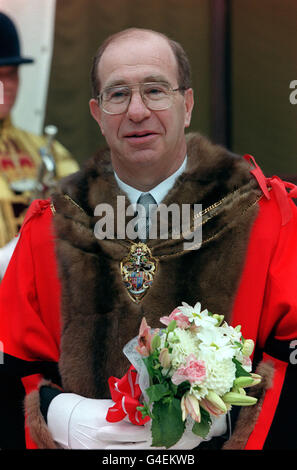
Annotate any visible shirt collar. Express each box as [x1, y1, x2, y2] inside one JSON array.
[[114, 155, 187, 205]]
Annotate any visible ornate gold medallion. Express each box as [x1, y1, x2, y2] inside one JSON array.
[[120, 242, 157, 303]]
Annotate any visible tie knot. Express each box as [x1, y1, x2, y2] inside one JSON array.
[[137, 192, 157, 210], [137, 193, 157, 220]]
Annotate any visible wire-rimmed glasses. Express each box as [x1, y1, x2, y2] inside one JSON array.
[[97, 81, 186, 115]]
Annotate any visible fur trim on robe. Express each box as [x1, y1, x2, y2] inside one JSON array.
[[26, 132, 269, 449]]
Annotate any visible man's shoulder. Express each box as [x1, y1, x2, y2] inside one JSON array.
[[255, 175, 297, 234]]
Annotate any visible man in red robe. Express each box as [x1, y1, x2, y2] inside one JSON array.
[[0, 27, 297, 451]]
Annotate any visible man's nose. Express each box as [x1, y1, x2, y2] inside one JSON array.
[[126, 90, 151, 121]]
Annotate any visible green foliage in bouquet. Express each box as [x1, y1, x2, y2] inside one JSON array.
[[135, 303, 262, 448]]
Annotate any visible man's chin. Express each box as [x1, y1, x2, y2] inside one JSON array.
[[124, 148, 162, 166]]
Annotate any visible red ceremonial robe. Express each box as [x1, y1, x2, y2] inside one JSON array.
[[0, 158, 297, 449]]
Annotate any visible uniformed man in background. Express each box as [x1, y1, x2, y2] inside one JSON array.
[[0, 12, 79, 278]]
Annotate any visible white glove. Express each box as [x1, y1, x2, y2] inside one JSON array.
[[47, 393, 227, 449], [97, 413, 227, 450], [47, 394, 115, 449]]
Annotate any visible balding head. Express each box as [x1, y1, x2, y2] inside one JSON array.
[[90, 28, 191, 98]]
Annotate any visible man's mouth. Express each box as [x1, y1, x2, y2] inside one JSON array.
[[124, 131, 157, 138]]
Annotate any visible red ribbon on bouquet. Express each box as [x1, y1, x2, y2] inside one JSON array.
[[106, 365, 150, 426]]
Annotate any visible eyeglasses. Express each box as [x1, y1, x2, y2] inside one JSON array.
[[97, 81, 186, 115]]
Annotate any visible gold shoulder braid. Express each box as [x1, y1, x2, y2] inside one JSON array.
[[63, 194, 87, 214], [50, 194, 87, 216], [162, 183, 267, 256]]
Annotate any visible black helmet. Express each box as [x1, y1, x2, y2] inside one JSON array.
[[0, 12, 34, 66]]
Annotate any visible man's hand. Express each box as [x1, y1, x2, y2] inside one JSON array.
[[47, 393, 226, 449]]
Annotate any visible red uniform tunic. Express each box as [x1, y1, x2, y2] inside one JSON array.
[[0, 162, 297, 449]]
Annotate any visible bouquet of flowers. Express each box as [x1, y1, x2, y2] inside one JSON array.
[[107, 301, 261, 448]]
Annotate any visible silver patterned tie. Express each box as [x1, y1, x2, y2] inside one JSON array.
[[136, 192, 157, 241]]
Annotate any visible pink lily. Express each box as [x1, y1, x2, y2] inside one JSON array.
[[181, 393, 201, 422], [135, 317, 159, 357], [200, 391, 227, 416]]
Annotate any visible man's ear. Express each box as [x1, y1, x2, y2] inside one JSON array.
[[184, 88, 194, 128], [89, 98, 105, 136]]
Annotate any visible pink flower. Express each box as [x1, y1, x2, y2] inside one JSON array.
[[160, 308, 191, 329], [135, 317, 158, 357], [171, 354, 206, 386]]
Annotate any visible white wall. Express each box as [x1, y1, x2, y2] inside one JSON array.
[[0, 0, 56, 135]]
